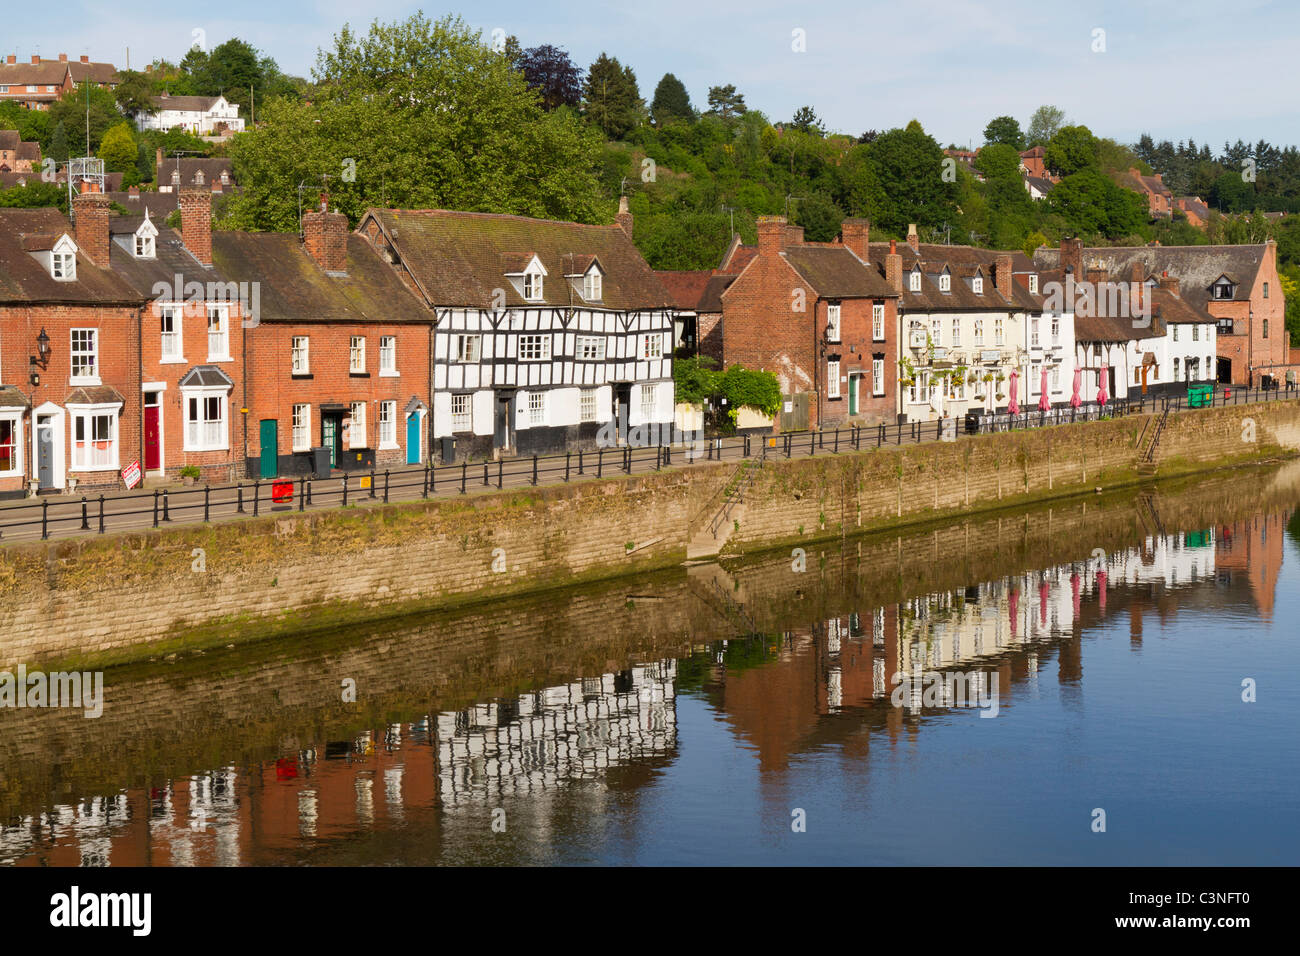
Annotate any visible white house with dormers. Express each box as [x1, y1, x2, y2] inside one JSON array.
[[872, 242, 1053, 421], [356, 202, 678, 460], [135, 93, 245, 135]]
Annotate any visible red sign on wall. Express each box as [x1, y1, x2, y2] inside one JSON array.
[[121, 460, 142, 489]]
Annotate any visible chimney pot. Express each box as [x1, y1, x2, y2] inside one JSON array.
[[615, 195, 633, 239], [31, 55, 40, 64], [179, 184, 213, 266], [757, 215, 787, 256], [79, 55, 89, 63], [58, 53, 67, 62]]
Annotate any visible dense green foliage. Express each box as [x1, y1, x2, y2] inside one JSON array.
[[673, 357, 781, 419]]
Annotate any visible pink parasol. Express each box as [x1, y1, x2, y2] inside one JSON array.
[[1039, 365, 1051, 411], [1097, 570, 1108, 612], [1009, 586, 1019, 638], [1008, 369, 1020, 416], [1097, 364, 1109, 406], [1040, 579, 1049, 626], [1070, 368, 1082, 408]]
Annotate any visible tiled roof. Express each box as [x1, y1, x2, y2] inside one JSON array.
[[867, 241, 1043, 312], [780, 245, 896, 298], [366, 208, 674, 311], [158, 157, 235, 188], [66, 385, 126, 405], [654, 270, 713, 310], [108, 227, 214, 296], [0, 208, 144, 305], [1033, 244, 1269, 309], [149, 94, 225, 112], [209, 231, 428, 324], [0, 385, 31, 408], [178, 365, 234, 388], [0, 58, 117, 88]]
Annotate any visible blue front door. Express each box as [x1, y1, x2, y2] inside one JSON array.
[[406, 414, 421, 465]]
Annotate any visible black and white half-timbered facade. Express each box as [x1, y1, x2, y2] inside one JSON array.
[[358, 206, 677, 459]]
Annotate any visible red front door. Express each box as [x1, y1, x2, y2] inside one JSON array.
[[144, 401, 161, 471]]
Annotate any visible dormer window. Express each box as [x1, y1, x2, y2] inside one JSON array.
[[524, 271, 543, 300], [583, 268, 602, 301], [909, 269, 921, 292], [939, 273, 951, 292], [973, 275, 983, 294], [1028, 274, 1039, 294], [1212, 279, 1234, 300], [51, 234, 77, 281], [133, 213, 158, 259]]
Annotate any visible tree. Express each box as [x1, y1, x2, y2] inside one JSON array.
[[860, 119, 959, 235], [1048, 169, 1146, 239], [112, 69, 158, 116], [789, 106, 824, 136], [516, 45, 583, 111], [1044, 125, 1099, 177], [97, 122, 138, 174], [48, 85, 122, 155], [650, 73, 693, 126], [705, 84, 746, 120], [1026, 105, 1066, 147], [226, 13, 606, 231], [1209, 171, 1255, 213], [582, 54, 643, 140], [49, 121, 70, 163], [791, 193, 842, 241], [983, 115, 1025, 150]]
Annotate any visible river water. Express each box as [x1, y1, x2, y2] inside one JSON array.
[[2, 461, 1298, 866]]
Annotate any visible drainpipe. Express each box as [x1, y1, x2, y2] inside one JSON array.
[[812, 298, 820, 430], [136, 304, 143, 483], [241, 308, 248, 478]]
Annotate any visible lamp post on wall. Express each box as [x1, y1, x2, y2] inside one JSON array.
[[28, 326, 50, 386]]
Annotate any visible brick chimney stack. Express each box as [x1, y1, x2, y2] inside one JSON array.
[[885, 238, 903, 292], [1060, 237, 1082, 278], [757, 216, 788, 257], [840, 218, 869, 261], [6, 55, 15, 65], [906, 223, 919, 252], [179, 180, 213, 266], [58, 53, 67, 62], [615, 195, 633, 239], [1159, 270, 1178, 293], [79, 55, 89, 63], [995, 254, 1013, 297], [302, 196, 349, 274], [72, 181, 110, 266], [30, 55, 40, 64]]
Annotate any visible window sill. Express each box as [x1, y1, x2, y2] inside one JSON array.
[[207, 355, 233, 363], [184, 446, 229, 453], [69, 377, 102, 387], [349, 372, 371, 378], [379, 370, 400, 378], [291, 373, 314, 380], [378, 442, 399, 451], [70, 464, 120, 473], [159, 357, 188, 365]]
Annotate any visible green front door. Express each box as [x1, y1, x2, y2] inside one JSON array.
[[322, 417, 338, 467], [848, 374, 858, 415], [259, 420, 278, 478]]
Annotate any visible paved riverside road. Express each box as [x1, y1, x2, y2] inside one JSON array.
[[2, 388, 1293, 544]]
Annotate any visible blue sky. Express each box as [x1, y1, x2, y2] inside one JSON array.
[[10, 0, 1297, 148]]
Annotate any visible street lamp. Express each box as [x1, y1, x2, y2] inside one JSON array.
[[29, 327, 50, 386]]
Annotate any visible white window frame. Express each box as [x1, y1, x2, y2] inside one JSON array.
[[909, 270, 921, 292], [0, 411, 23, 478], [378, 401, 397, 449], [1029, 274, 1039, 294], [827, 360, 841, 399], [292, 404, 311, 452], [1051, 317, 1060, 344], [69, 404, 119, 471], [207, 305, 231, 361], [973, 276, 984, 294], [583, 270, 602, 301], [350, 336, 366, 374], [951, 318, 961, 347], [1030, 318, 1040, 348], [939, 273, 951, 292], [519, 334, 550, 361], [379, 335, 398, 376], [349, 401, 367, 448], [527, 391, 546, 426], [159, 304, 185, 363], [973, 319, 984, 345], [580, 388, 598, 422], [872, 358, 884, 396], [523, 271, 543, 301], [994, 318, 1004, 346], [641, 333, 664, 360], [639, 384, 657, 422], [183, 388, 229, 452], [52, 237, 76, 281], [872, 303, 885, 341], [134, 233, 154, 258], [70, 328, 99, 384], [454, 334, 482, 363], [292, 336, 310, 375], [450, 394, 471, 432], [827, 304, 841, 343], [577, 335, 605, 361]]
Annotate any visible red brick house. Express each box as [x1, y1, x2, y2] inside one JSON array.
[[655, 268, 736, 365], [1174, 196, 1210, 229], [0, 54, 118, 110], [1123, 167, 1174, 218], [0, 194, 145, 498], [108, 185, 249, 483], [211, 202, 432, 477], [720, 217, 900, 430]]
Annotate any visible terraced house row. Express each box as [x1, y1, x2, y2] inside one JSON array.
[[662, 216, 1290, 430], [0, 185, 676, 498]]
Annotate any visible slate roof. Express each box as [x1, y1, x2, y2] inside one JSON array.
[[780, 245, 897, 298], [1025, 175, 1055, 195], [149, 94, 227, 112], [209, 231, 428, 324], [108, 226, 214, 297], [1033, 244, 1269, 309], [105, 190, 179, 218], [0, 208, 144, 305], [365, 208, 674, 311], [157, 157, 235, 188]]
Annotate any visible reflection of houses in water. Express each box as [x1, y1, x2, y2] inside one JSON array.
[[1216, 515, 1285, 618], [437, 661, 677, 806], [1106, 530, 1216, 588], [0, 794, 131, 867]]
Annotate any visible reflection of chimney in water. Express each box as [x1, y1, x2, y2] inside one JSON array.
[[1129, 604, 1143, 647]]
